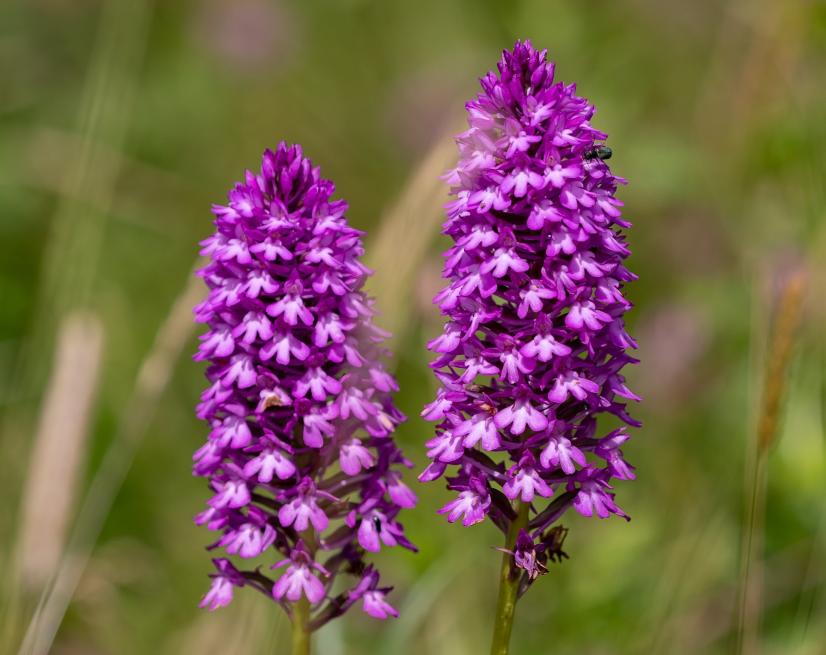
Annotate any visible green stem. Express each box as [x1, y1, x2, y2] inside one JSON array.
[[292, 596, 311, 655], [490, 501, 530, 655]]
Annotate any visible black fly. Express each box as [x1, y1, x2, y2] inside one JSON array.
[[373, 516, 383, 533], [583, 145, 612, 161]]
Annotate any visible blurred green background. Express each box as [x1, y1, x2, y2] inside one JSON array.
[[2, 1, 826, 654]]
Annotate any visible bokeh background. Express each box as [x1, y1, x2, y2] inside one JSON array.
[[2, 1, 826, 654]]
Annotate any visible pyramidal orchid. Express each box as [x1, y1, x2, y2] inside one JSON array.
[[193, 142, 415, 654], [420, 41, 640, 654]]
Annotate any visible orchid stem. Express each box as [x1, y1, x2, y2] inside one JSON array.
[[490, 501, 530, 655], [292, 597, 311, 655]]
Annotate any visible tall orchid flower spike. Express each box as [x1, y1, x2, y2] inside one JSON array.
[[193, 142, 416, 654], [421, 41, 640, 655]]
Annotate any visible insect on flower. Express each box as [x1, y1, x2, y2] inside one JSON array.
[[583, 145, 613, 161]]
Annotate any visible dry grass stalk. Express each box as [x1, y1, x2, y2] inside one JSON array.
[[18, 273, 204, 655], [756, 271, 806, 453], [737, 269, 806, 655], [15, 312, 105, 591], [1, 7, 152, 644]]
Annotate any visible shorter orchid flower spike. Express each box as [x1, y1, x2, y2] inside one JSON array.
[[193, 143, 416, 633]]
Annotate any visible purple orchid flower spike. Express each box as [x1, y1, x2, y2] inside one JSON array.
[[420, 41, 640, 654], [193, 142, 415, 653]]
